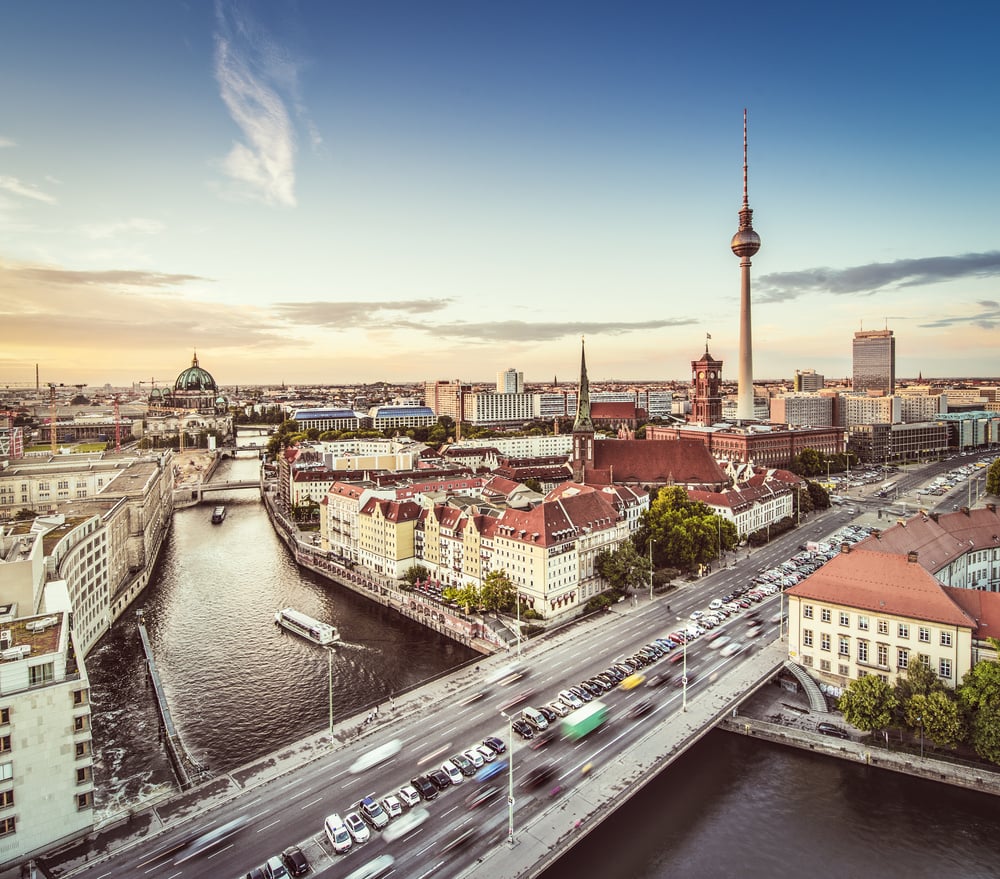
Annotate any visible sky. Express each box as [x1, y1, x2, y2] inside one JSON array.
[[2, 0, 999, 389]]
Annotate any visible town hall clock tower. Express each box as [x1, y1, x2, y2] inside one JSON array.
[[690, 338, 723, 426]]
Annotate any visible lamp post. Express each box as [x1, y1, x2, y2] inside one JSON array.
[[500, 711, 515, 846], [327, 647, 335, 736], [516, 594, 522, 657], [918, 715, 924, 759]]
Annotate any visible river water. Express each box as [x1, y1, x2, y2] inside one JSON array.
[[85, 448, 1000, 874]]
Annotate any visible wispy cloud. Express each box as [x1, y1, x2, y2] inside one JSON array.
[[79, 218, 165, 240], [919, 300, 1000, 331], [274, 299, 453, 326], [5, 265, 205, 289], [0, 175, 56, 204], [757, 251, 1000, 303], [213, 2, 299, 207], [402, 318, 696, 343], [0, 137, 14, 148]]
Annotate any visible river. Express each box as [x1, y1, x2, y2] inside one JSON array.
[[85, 447, 1000, 875]]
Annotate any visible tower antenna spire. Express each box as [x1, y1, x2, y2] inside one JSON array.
[[742, 107, 749, 208]]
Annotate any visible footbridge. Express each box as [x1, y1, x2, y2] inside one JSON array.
[[196, 478, 260, 499]]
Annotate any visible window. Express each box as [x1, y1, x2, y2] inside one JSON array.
[[918, 626, 930, 643], [858, 615, 869, 631], [803, 604, 813, 619], [73, 715, 89, 732], [0, 709, 8, 725], [0, 790, 12, 809], [76, 766, 91, 785], [858, 640, 869, 663], [839, 611, 850, 627], [839, 636, 850, 656], [898, 623, 909, 639], [0, 737, 9, 755], [919, 653, 931, 668], [820, 659, 831, 672], [821, 633, 831, 652], [0, 817, 14, 836], [940, 631, 953, 647], [0, 763, 11, 782], [28, 663, 54, 687], [939, 658, 952, 679], [821, 608, 832, 623], [877, 619, 889, 635], [838, 664, 850, 676], [73, 689, 88, 706], [803, 629, 813, 647], [802, 654, 813, 667], [77, 791, 92, 810], [75, 741, 91, 759], [898, 649, 909, 670], [877, 644, 889, 667]]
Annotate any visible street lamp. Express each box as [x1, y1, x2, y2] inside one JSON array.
[[499, 711, 515, 846], [648, 538, 655, 601], [677, 613, 688, 713], [918, 715, 924, 759], [516, 594, 522, 657], [327, 647, 335, 736]]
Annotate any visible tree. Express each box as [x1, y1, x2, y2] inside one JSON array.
[[646, 486, 735, 573], [523, 477, 543, 493], [481, 569, 516, 614], [957, 637, 1000, 763], [904, 691, 964, 750], [806, 480, 830, 510], [838, 674, 898, 733], [442, 583, 481, 613], [595, 542, 651, 595], [987, 459, 1000, 496], [402, 564, 429, 586]]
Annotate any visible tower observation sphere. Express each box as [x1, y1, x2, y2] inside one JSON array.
[[731, 225, 761, 259]]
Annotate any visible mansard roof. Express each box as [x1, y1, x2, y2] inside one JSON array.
[[492, 483, 620, 547]]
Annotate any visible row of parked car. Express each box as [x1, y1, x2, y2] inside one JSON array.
[[323, 736, 509, 856]]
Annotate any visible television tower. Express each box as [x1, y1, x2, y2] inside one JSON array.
[[731, 108, 761, 421]]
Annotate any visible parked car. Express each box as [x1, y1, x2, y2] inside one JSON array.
[[558, 689, 583, 710], [344, 811, 371, 843], [440, 761, 464, 785], [264, 856, 290, 879], [397, 785, 421, 808], [409, 775, 438, 801], [246, 869, 267, 879], [463, 748, 485, 768], [381, 794, 403, 819], [281, 845, 310, 877], [428, 768, 453, 790], [325, 813, 353, 854], [483, 736, 507, 755], [359, 795, 389, 829], [547, 700, 570, 717], [475, 744, 497, 763], [449, 753, 476, 776], [511, 718, 535, 740], [817, 722, 851, 740]]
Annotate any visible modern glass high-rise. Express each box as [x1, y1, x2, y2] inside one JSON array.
[[852, 329, 895, 395]]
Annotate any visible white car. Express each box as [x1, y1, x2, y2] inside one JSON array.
[[709, 635, 730, 650], [397, 785, 420, 809], [463, 748, 485, 769], [720, 641, 743, 657], [345, 811, 370, 843], [441, 760, 464, 785], [382, 807, 429, 844], [325, 813, 353, 853], [689, 610, 703, 620], [709, 598, 723, 610], [475, 745, 497, 763], [559, 689, 583, 710], [381, 795, 403, 819], [547, 700, 570, 718]]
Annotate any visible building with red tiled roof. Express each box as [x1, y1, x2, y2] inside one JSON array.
[[357, 498, 422, 577], [687, 479, 793, 541], [786, 547, 976, 690], [855, 503, 1000, 592], [591, 400, 639, 429]]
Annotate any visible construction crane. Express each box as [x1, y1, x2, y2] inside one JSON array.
[[0, 410, 21, 458], [48, 382, 65, 454]]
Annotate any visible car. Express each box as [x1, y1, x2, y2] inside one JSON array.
[[483, 736, 507, 755], [440, 760, 464, 785], [475, 759, 508, 784], [409, 774, 438, 801], [519, 763, 557, 791], [465, 784, 502, 809], [558, 688, 583, 709], [264, 856, 290, 879], [247, 869, 267, 879], [428, 768, 453, 790], [450, 752, 476, 776], [325, 813, 353, 853], [381, 794, 403, 819], [497, 688, 537, 712], [344, 811, 370, 843], [675, 671, 696, 687], [512, 718, 535, 739], [358, 795, 389, 829], [709, 635, 730, 650], [570, 685, 592, 703], [645, 672, 671, 688], [709, 598, 723, 610], [817, 722, 851, 740], [547, 700, 569, 718], [342, 856, 396, 879], [538, 704, 559, 723], [441, 824, 479, 853], [628, 700, 654, 719], [281, 845, 310, 877], [747, 625, 763, 638], [720, 641, 742, 657], [689, 610, 703, 620], [668, 651, 685, 665], [580, 680, 603, 697], [397, 784, 421, 808], [529, 728, 558, 750], [382, 808, 429, 844], [620, 672, 645, 690], [475, 744, 498, 763], [463, 748, 485, 768]]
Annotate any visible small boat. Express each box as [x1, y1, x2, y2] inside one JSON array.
[[211, 506, 226, 524], [274, 607, 339, 646]]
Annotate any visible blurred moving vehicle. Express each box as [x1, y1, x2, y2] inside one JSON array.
[[382, 808, 429, 843], [344, 854, 396, 879], [520, 763, 557, 791], [349, 738, 402, 774], [561, 701, 608, 740], [177, 815, 250, 863]]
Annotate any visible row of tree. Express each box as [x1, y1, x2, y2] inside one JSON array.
[[838, 641, 1000, 764]]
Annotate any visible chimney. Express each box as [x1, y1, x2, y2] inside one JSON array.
[[907, 550, 919, 564]]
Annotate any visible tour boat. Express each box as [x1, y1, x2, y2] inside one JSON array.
[[211, 506, 226, 524], [274, 607, 339, 646]]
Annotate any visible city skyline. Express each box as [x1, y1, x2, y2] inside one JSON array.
[[2, 1, 999, 388]]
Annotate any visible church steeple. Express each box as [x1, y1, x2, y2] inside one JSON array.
[[571, 337, 595, 482], [573, 337, 594, 433]]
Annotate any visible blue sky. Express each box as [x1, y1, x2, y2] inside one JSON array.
[[1, 0, 998, 388]]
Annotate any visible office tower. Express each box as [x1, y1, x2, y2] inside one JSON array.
[[853, 329, 895, 395], [496, 368, 524, 395], [731, 109, 761, 421], [793, 369, 825, 392]]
